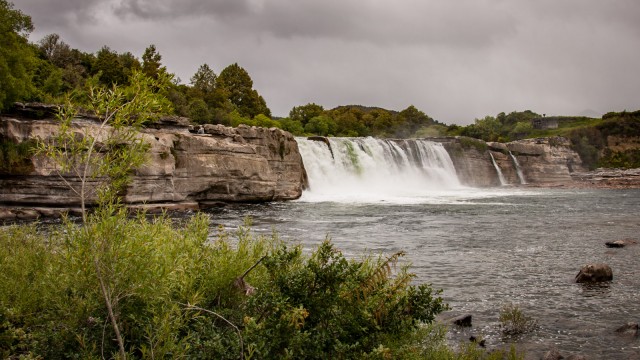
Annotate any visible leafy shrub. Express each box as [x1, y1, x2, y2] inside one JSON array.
[[458, 137, 488, 152], [0, 138, 35, 174], [242, 242, 449, 359], [499, 303, 537, 336], [0, 212, 450, 359], [599, 149, 640, 169]]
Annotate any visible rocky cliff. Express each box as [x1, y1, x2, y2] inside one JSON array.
[[437, 136, 585, 187], [0, 110, 308, 219]]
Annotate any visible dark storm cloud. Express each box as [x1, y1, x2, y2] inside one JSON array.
[[112, 0, 253, 20], [107, 0, 518, 48], [253, 0, 517, 47]]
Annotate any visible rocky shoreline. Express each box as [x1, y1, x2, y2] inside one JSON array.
[[569, 168, 640, 189], [524, 168, 640, 189]]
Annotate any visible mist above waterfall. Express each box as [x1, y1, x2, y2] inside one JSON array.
[[297, 137, 465, 203]]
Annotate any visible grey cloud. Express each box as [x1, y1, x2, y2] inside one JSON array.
[[10, 0, 640, 123], [13, 0, 106, 27], [112, 0, 253, 20]]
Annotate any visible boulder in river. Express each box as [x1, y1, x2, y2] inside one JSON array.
[[615, 322, 639, 337], [605, 240, 626, 248], [575, 263, 613, 283]]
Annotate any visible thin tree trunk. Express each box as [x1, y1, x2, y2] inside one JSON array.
[[95, 257, 126, 359]]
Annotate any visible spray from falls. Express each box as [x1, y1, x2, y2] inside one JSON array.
[[489, 152, 507, 186], [509, 151, 527, 185], [296, 137, 463, 202]]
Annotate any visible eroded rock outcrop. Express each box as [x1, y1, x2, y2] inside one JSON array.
[[0, 111, 308, 217], [438, 137, 584, 187]]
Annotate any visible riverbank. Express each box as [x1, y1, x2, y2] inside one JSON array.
[[525, 168, 640, 189]]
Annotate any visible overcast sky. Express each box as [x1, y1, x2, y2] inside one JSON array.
[[12, 0, 640, 124]]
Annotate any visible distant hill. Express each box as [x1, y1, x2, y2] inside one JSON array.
[[330, 105, 400, 115]]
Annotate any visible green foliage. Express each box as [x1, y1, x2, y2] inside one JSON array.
[[0, 216, 452, 359], [218, 63, 271, 118], [0, 138, 35, 174], [278, 118, 305, 135], [451, 111, 541, 142], [562, 111, 640, 169], [254, 114, 280, 128], [289, 103, 324, 126], [288, 104, 445, 138], [499, 303, 537, 336], [569, 132, 601, 170], [35, 70, 173, 219], [465, 116, 502, 142], [458, 137, 488, 152], [509, 121, 533, 140], [141, 44, 165, 80], [243, 241, 449, 359], [599, 149, 640, 169], [414, 124, 447, 138], [0, 0, 38, 110], [188, 98, 212, 124], [94, 46, 135, 86], [190, 63, 217, 94], [304, 115, 336, 136]]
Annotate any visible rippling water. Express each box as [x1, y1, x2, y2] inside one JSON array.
[[204, 188, 640, 359]]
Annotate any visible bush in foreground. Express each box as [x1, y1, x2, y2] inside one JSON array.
[[0, 210, 458, 359]]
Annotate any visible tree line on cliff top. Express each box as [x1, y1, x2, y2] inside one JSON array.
[[2, 0, 639, 169], [0, 0, 526, 140]]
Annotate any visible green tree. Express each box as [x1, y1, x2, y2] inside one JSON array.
[[93, 46, 128, 86], [510, 121, 534, 139], [38, 33, 74, 68], [36, 71, 173, 217], [304, 115, 336, 136], [278, 118, 304, 135], [218, 63, 271, 118], [0, 0, 37, 110], [37, 33, 91, 93], [254, 113, 280, 128], [289, 103, 324, 126], [472, 115, 502, 141], [35, 71, 172, 358], [335, 109, 368, 137], [141, 44, 165, 80], [398, 105, 435, 137], [190, 63, 217, 94], [188, 98, 211, 124]]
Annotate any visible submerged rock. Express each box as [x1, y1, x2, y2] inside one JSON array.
[[575, 263, 613, 283], [452, 314, 473, 327], [615, 322, 639, 337], [543, 348, 564, 360]]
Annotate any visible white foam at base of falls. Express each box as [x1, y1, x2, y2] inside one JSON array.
[[297, 137, 464, 203]]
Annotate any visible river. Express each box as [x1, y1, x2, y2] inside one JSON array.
[[204, 137, 640, 359]]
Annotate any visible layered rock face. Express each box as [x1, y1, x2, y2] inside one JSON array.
[[0, 113, 307, 216], [438, 137, 585, 187]]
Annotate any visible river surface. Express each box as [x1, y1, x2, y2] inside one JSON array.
[[204, 187, 640, 359]]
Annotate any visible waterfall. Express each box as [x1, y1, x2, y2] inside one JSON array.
[[509, 151, 527, 185], [489, 152, 507, 186], [296, 137, 462, 201]]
